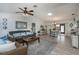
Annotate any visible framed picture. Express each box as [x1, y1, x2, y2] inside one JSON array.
[[69, 23, 73, 28], [2, 18, 7, 30], [16, 21, 27, 29]]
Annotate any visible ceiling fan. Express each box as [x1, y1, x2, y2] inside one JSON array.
[[16, 7, 34, 16]]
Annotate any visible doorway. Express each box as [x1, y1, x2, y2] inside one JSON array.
[[60, 24, 65, 34], [32, 23, 36, 33]]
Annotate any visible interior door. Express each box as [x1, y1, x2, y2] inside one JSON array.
[[60, 24, 65, 34], [32, 23, 36, 33]]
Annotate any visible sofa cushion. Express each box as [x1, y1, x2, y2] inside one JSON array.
[[0, 39, 6, 44], [26, 32, 33, 35], [21, 32, 26, 36], [13, 33, 21, 37], [0, 35, 8, 44], [0, 35, 8, 40]]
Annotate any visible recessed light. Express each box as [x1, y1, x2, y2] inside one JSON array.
[[48, 13, 52, 16]]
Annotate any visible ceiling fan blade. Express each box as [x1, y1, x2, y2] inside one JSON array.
[[29, 10, 34, 12], [19, 8, 24, 11], [16, 12, 24, 13], [27, 12, 34, 16]]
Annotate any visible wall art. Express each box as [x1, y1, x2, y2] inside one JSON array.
[[2, 18, 7, 30]]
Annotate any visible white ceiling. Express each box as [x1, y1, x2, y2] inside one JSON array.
[[0, 3, 79, 22]]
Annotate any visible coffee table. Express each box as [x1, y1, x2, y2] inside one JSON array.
[[23, 36, 40, 47]]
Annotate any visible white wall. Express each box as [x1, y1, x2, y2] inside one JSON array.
[[1, 12, 79, 36], [23, 16, 45, 34], [0, 13, 45, 36]]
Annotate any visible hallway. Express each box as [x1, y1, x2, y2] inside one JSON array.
[[27, 34, 79, 55]]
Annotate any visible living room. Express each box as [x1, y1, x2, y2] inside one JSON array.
[[0, 3, 79, 55]]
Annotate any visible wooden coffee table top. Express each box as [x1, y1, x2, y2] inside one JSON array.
[[23, 36, 39, 42]]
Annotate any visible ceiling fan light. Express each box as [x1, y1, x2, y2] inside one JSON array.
[[22, 14, 29, 16]]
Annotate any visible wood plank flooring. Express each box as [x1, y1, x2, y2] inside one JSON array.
[[27, 34, 79, 55]]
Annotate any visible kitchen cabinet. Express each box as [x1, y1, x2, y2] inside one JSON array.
[[71, 35, 79, 48]]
